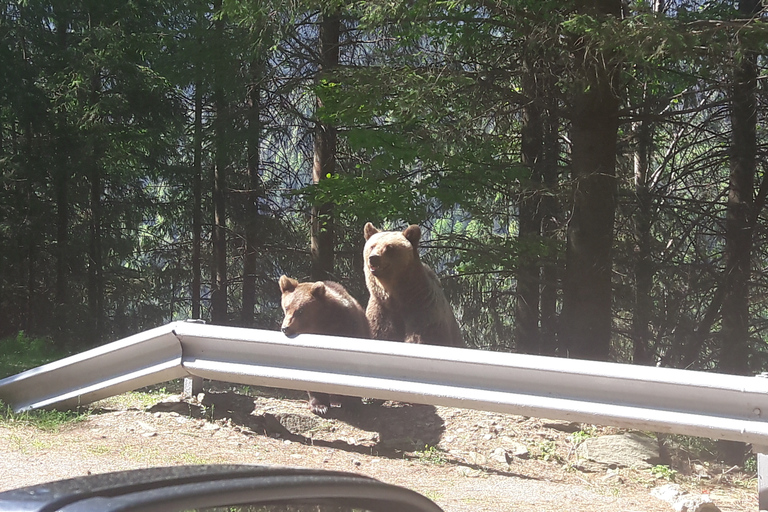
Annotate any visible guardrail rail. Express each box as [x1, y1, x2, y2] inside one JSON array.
[[1, 320, 767, 507]]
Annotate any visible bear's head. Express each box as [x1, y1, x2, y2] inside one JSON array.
[[363, 223, 421, 284], [278, 275, 328, 337]]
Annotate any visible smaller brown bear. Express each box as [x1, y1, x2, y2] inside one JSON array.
[[363, 223, 464, 348], [278, 275, 370, 416]]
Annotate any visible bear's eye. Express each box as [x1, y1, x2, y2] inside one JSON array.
[[294, 307, 304, 317]]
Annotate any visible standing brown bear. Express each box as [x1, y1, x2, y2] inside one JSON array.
[[278, 275, 370, 416], [363, 223, 464, 347]]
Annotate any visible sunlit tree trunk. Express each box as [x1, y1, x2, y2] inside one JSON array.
[[310, 8, 340, 282], [515, 65, 543, 354], [539, 93, 560, 356], [210, 0, 228, 324], [192, 82, 203, 320], [241, 65, 263, 326]]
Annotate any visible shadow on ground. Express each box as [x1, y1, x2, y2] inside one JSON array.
[[149, 386, 445, 457], [143, 385, 546, 480]]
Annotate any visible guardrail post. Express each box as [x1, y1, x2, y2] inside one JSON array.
[[756, 447, 768, 511], [182, 319, 206, 398], [183, 376, 203, 398], [757, 373, 768, 511]]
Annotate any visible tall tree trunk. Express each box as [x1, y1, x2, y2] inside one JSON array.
[[210, 0, 228, 324], [561, 0, 621, 361], [87, 150, 104, 341], [192, 82, 203, 320], [632, 115, 653, 365], [539, 94, 560, 356], [53, 7, 70, 340], [716, 0, 760, 466], [87, 73, 104, 342], [210, 89, 228, 324], [241, 66, 262, 327], [54, 129, 70, 326], [515, 67, 543, 354], [719, 0, 759, 377], [310, 9, 340, 282]]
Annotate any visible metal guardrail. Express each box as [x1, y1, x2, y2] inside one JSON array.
[[1, 320, 768, 505]]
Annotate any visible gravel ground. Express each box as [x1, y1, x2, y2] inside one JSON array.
[[0, 384, 757, 512]]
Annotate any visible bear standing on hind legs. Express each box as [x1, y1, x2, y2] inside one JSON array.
[[278, 275, 371, 416], [363, 223, 464, 347]]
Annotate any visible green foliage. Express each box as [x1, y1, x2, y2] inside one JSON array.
[[570, 427, 597, 446], [0, 0, 767, 366], [415, 444, 448, 465], [650, 464, 678, 481], [536, 440, 561, 462], [0, 332, 63, 378]]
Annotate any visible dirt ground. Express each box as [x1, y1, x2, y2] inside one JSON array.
[[0, 383, 757, 512]]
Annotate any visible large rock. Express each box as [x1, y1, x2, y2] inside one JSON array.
[[576, 433, 661, 469], [651, 484, 721, 512]]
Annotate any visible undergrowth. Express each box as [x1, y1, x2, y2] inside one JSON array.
[[0, 331, 65, 379]]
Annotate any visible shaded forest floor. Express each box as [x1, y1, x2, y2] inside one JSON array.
[[0, 382, 757, 511]]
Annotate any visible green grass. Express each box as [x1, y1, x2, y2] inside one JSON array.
[[650, 464, 678, 481], [1, 400, 89, 431], [93, 388, 175, 410], [0, 332, 88, 430], [415, 444, 448, 465], [0, 331, 66, 379]]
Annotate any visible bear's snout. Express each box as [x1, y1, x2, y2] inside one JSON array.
[[368, 253, 382, 269], [281, 324, 298, 337]]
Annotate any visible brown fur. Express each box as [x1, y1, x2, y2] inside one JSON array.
[[278, 275, 370, 416], [363, 223, 464, 348]]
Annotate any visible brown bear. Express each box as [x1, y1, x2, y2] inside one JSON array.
[[278, 275, 370, 416], [363, 223, 464, 347]]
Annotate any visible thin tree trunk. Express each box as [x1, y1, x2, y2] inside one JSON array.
[[211, 88, 228, 325], [87, 152, 104, 340], [561, 0, 621, 361], [210, 0, 228, 324], [53, 8, 70, 339], [87, 73, 104, 342], [54, 130, 69, 317], [241, 66, 262, 327], [310, 9, 340, 282], [539, 95, 560, 356], [716, 0, 760, 467], [515, 68, 543, 354], [632, 115, 653, 365], [192, 82, 203, 320]]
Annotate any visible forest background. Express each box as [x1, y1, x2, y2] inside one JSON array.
[[1, 0, 767, 382]]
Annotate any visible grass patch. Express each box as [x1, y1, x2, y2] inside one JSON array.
[[415, 444, 448, 465], [94, 389, 174, 411], [0, 331, 67, 379], [1, 400, 89, 431], [650, 464, 678, 481], [87, 445, 112, 455]]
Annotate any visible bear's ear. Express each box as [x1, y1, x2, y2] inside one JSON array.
[[279, 275, 298, 293], [364, 222, 380, 240], [403, 225, 421, 248], [311, 282, 326, 298]]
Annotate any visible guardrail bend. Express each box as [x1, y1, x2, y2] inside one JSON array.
[[1, 320, 768, 507]]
